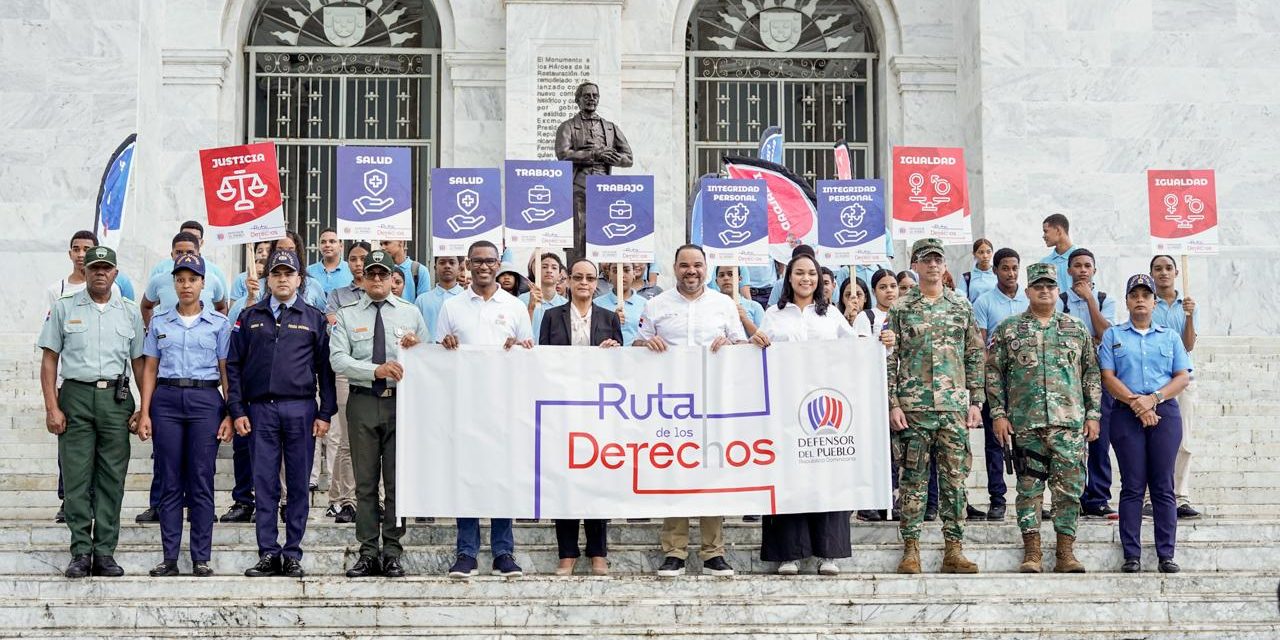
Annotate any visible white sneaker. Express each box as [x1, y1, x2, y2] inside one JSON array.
[[777, 561, 799, 575], [818, 558, 840, 576]]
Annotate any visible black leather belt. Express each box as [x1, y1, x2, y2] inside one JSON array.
[[157, 378, 220, 389], [749, 286, 772, 294], [350, 386, 395, 398]]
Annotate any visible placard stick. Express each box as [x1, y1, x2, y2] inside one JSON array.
[[1180, 254, 1190, 296], [535, 246, 543, 294], [616, 262, 624, 311], [732, 269, 740, 302]]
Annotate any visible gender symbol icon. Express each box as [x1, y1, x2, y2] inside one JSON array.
[[906, 173, 952, 212], [1162, 193, 1206, 229]]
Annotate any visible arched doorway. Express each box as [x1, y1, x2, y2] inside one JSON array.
[[245, 0, 441, 262], [686, 0, 878, 186]]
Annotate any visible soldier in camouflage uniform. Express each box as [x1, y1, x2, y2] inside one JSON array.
[[986, 262, 1101, 573], [886, 238, 986, 574]]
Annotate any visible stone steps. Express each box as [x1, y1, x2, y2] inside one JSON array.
[[0, 575, 1276, 637]]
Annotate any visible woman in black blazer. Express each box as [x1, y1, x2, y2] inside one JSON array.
[[538, 258, 623, 575]]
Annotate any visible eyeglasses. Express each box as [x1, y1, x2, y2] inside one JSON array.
[[469, 258, 500, 267], [570, 274, 598, 283], [365, 271, 391, 281], [1028, 282, 1056, 291]]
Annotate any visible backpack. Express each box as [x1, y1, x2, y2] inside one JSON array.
[[862, 308, 876, 329], [1060, 291, 1105, 312]]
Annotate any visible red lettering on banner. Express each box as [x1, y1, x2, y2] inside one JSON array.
[[725, 440, 752, 467], [676, 442, 700, 469], [649, 442, 674, 469], [568, 432, 598, 468], [753, 439, 777, 465], [600, 443, 625, 469]]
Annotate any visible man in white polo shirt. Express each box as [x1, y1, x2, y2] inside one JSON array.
[[635, 244, 747, 578], [436, 240, 534, 579]]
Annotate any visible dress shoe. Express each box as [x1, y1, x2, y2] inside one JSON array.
[[324, 504, 340, 518], [555, 558, 576, 576], [279, 504, 287, 523], [965, 505, 987, 521], [741, 515, 760, 522], [1158, 559, 1180, 573], [1121, 558, 1141, 573], [414, 517, 434, 523], [381, 556, 405, 578], [192, 563, 214, 577], [856, 510, 884, 522], [924, 506, 938, 521], [1141, 503, 1154, 519], [1082, 504, 1117, 519], [335, 505, 356, 524], [282, 557, 304, 578], [54, 503, 66, 524], [346, 555, 381, 578], [149, 560, 179, 577], [220, 503, 254, 523], [986, 504, 1006, 521], [65, 554, 91, 579], [134, 507, 159, 523], [1176, 503, 1201, 519], [309, 483, 319, 492], [245, 555, 281, 577], [703, 556, 734, 577], [92, 555, 125, 577], [1041, 508, 1051, 520], [590, 556, 608, 576]]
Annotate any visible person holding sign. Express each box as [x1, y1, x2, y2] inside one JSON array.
[[537, 258, 623, 576], [714, 265, 764, 337], [887, 238, 985, 575], [330, 250, 428, 579], [749, 253, 884, 576], [636, 244, 746, 578], [1149, 255, 1200, 519], [436, 240, 534, 579], [136, 255, 233, 577], [595, 263, 646, 346], [1099, 274, 1192, 574], [986, 262, 1100, 573], [522, 253, 568, 344], [227, 250, 336, 578]]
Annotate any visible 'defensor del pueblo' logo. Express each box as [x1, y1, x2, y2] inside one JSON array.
[[796, 389, 857, 463]]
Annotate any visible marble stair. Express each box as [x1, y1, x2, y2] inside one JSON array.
[[1, 333, 1277, 638]]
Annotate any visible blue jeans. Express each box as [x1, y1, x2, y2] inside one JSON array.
[[456, 518, 514, 558]]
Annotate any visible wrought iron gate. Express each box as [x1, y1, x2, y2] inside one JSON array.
[[687, 0, 878, 188], [245, 0, 440, 263]]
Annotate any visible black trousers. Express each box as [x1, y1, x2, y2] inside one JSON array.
[[554, 519, 608, 558], [760, 511, 851, 562]]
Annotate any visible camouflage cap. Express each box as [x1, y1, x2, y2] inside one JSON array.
[[84, 246, 117, 268], [1026, 262, 1057, 286], [364, 249, 397, 274], [910, 237, 945, 261]]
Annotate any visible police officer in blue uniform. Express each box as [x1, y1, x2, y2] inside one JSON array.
[[136, 255, 233, 577], [227, 250, 337, 578]]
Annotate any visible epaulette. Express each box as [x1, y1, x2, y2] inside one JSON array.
[[339, 299, 360, 308]]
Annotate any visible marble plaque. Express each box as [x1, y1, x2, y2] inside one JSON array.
[[535, 54, 593, 159]]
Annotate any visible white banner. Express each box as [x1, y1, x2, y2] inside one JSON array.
[[397, 340, 892, 519]]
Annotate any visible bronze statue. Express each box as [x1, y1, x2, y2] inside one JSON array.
[[555, 81, 634, 260]]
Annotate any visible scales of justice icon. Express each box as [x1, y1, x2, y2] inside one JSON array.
[[216, 169, 269, 211]]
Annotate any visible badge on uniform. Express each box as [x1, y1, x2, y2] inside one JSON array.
[[354, 326, 369, 333], [68, 319, 82, 325], [393, 327, 407, 339], [156, 333, 167, 340]]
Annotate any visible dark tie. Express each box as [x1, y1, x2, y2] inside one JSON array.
[[371, 301, 387, 395], [275, 303, 285, 324]]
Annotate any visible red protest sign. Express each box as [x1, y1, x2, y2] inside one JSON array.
[[891, 146, 971, 244], [1147, 169, 1218, 255], [198, 142, 286, 246]]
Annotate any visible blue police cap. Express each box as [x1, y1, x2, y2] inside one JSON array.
[[1125, 273, 1156, 295], [267, 249, 301, 273], [171, 254, 206, 278]]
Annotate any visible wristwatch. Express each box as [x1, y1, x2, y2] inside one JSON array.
[[1153, 390, 1165, 404]]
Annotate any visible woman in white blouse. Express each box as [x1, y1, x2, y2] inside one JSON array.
[[749, 254, 894, 575]]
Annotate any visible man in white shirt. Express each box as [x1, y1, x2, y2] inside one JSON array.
[[635, 244, 746, 578], [436, 240, 533, 579]]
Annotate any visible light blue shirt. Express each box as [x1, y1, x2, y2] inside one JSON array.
[[960, 264, 998, 303], [395, 256, 432, 303], [269, 294, 298, 319], [116, 272, 135, 301], [738, 297, 765, 328], [596, 290, 647, 346], [522, 291, 569, 344], [973, 287, 1029, 345], [307, 260, 354, 294], [737, 265, 776, 289], [142, 306, 231, 379], [1063, 285, 1116, 340], [1042, 245, 1077, 291], [150, 258, 229, 293], [1098, 322, 1192, 395], [144, 271, 228, 316], [1152, 291, 1198, 342], [231, 271, 250, 303], [414, 284, 465, 340]]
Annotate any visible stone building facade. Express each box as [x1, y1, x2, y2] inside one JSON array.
[[5, 0, 1278, 333]]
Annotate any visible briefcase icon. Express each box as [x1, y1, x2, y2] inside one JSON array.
[[609, 200, 633, 220], [527, 185, 552, 205]]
